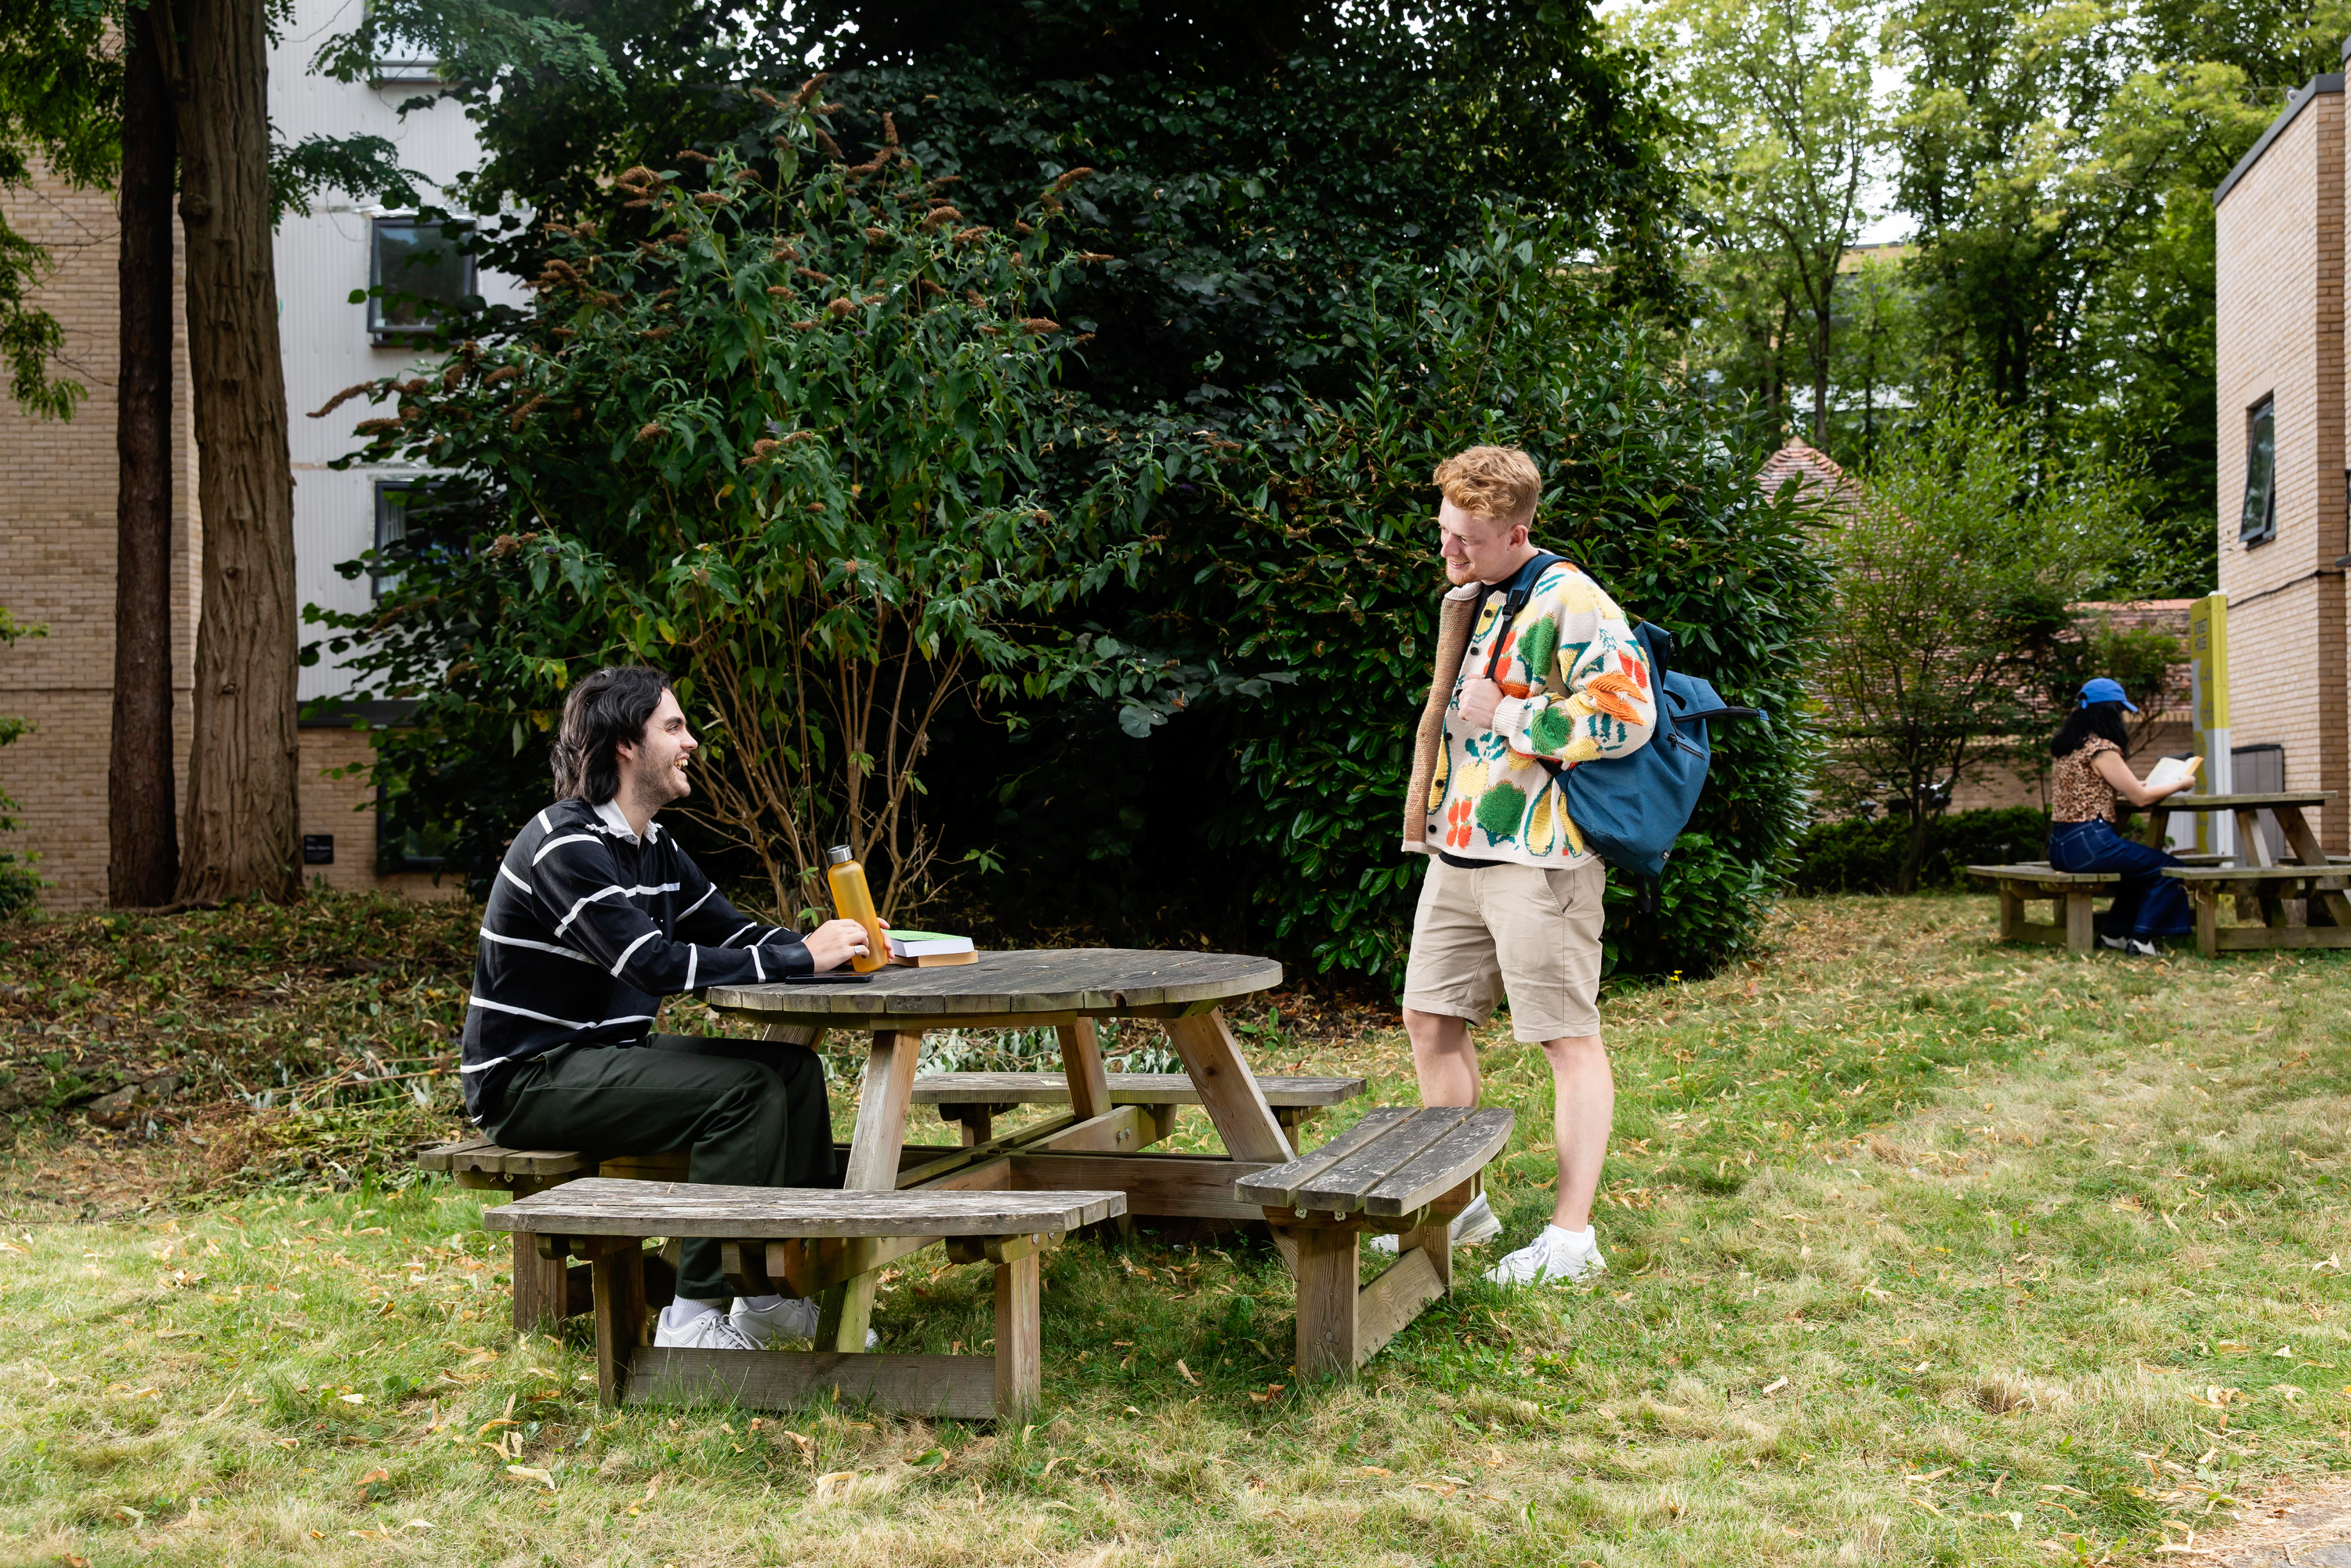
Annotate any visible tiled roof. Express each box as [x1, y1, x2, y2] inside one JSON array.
[[1753, 439, 1856, 506]]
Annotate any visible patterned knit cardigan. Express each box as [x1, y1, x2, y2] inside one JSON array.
[[1401, 562, 1658, 867]]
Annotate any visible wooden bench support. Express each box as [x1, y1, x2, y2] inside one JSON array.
[[1965, 865, 2119, 954], [1237, 1106, 1512, 1378]]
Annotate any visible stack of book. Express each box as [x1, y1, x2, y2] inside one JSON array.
[[885, 929, 976, 968]]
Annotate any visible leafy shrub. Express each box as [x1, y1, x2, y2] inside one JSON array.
[[0, 606, 44, 913], [310, 98, 1142, 918], [1790, 806, 2051, 895]]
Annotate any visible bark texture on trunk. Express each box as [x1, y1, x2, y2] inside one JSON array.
[[153, 0, 301, 904], [108, 23, 180, 908]]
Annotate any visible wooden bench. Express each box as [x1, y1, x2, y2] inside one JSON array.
[[418, 1138, 966, 1333], [1235, 1106, 1513, 1378], [422, 1068, 1359, 1331], [1964, 864, 2120, 952], [912, 1071, 1366, 1146], [483, 1178, 1125, 1421]]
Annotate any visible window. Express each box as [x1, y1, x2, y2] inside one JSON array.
[[371, 31, 441, 85], [2241, 396, 2277, 545], [374, 479, 417, 596], [368, 217, 475, 343]]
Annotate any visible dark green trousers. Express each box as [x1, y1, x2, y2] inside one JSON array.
[[480, 1034, 835, 1302]]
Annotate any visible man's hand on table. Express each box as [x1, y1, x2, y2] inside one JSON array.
[[806, 918, 878, 972]]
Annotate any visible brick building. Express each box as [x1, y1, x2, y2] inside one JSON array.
[[2212, 60, 2351, 852], [0, 11, 522, 909]]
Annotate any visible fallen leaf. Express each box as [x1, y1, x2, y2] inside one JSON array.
[[1176, 1359, 1200, 1387], [1759, 1377, 1789, 1396], [1357, 1465, 1393, 1477], [505, 1465, 555, 1491]]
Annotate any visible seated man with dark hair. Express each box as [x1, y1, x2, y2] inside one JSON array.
[[462, 664, 875, 1350]]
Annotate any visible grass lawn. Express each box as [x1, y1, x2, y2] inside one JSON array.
[[1, 891, 2346, 1566]]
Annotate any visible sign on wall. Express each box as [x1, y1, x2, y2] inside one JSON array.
[[2187, 593, 2232, 856]]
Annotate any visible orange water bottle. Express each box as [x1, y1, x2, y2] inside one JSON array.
[[824, 845, 889, 974]]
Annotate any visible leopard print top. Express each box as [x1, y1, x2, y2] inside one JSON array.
[[2051, 737, 2121, 824]]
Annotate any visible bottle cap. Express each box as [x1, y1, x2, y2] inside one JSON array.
[[828, 845, 854, 865]]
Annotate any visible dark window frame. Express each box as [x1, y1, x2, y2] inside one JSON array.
[[2241, 395, 2277, 545], [371, 477, 417, 597], [368, 215, 476, 345]]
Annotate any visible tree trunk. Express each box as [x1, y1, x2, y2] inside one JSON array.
[[108, 23, 180, 909], [1896, 803, 1933, 896], [153, 0, 301, 905], [1811, 302, 1831, 449]]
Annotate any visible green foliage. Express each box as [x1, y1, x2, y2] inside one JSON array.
[[1132, 218, 1831, 979], [1810, 392, 2137, 889], [1789, 805, 2049, 893], [350, 0, 1685, 420], [0, 0, 116, 420], [0, 603, 46, 911], [309, 100, 1142, 918]]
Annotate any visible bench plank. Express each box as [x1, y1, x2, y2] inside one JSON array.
[[1233, 1109, 1416, 1209], [481, 1177, 1125, 1239], [625, 1346, 998, 1421], [1965, 864, 2119, 886], [2163, 865, 2351, 881], [909, 1071, 1367, 1108], [1361, 1108, 1516, 1216], [1287, 1108, 1476, 1213]]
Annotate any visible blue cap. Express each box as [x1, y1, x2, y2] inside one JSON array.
[[2078, 677, 2139, 712]]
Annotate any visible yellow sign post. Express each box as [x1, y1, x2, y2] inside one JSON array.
[[2187, 593, 2230, 856]]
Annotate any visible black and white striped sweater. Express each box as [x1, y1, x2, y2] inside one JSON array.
[[459, 796, 811, 1116]]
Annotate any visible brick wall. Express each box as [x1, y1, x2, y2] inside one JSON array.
[[0, 172, 456, 910], [2215, 81, 2351, 850]]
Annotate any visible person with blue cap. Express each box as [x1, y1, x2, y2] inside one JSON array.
[[2046, 678, 2199, 954]]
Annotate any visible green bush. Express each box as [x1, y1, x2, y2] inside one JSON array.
[[1790, 806, 2051, 894], [1127, 219, 1831, 979]]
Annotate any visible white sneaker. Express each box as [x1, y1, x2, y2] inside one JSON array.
[[729, 1295, 879, 1349], [654, 1302, 761, 1350], [730, 1295, 822, 1345], [1483, 1226, 1606, 1287], [1369, 1192, 1502, 1255]]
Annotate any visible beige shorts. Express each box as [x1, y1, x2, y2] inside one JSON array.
[[1401, 857, 1606, 1041]]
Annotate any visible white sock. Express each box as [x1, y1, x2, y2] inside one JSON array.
[[661, 1298, 724, 1333], [737, 1294, 783, 1313], [1545, 1225, 1596, 1251]]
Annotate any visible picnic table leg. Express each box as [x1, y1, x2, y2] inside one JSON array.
[[2194, 888, 2219, 958], [1293, 1226, 1360, 1378], [994, 1249, 1042, 1419], [2063, 893, 2096, 953], [817, 1028, 924, 1353], [1056, 1018, 1114, 1122], [2273, 808, 2337, 926], [1165, 1010, 1294, 1164]]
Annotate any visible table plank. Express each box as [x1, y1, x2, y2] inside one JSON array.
[[2149, 792, 2334, 810], [705, 948, 1283, 1020], [481, 1177, 1127, 1238]]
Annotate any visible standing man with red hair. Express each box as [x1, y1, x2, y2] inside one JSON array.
[[1396, 446, 1657, 1286]]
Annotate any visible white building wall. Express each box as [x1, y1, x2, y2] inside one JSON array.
[[269, 0, 528, 701]]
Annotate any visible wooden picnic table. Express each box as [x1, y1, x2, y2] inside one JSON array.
[[704, 949, 1295, 1352], [2136, 791, 2351, 954]]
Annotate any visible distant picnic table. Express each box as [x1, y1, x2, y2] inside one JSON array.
[[2143, 791, 2351, 955]]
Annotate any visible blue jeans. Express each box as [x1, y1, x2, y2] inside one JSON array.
[[2047, 819, 2191, 940]]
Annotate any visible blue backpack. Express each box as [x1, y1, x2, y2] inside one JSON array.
[[1483, 556, 1761, 890]]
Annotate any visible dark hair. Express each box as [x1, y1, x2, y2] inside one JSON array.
[[550, 665, 671, 804], [2050, 701, 2131, 759]]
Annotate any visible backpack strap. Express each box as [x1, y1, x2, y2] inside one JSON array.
[[1480, 552, 1567, 684]]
